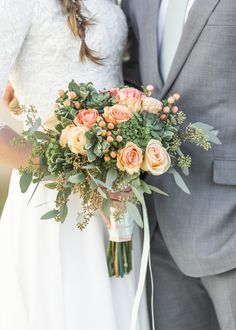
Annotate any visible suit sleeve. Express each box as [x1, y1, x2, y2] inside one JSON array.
[[121, 0, 142, 88]]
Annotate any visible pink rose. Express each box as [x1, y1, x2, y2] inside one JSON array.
[[109, 88, 120, 97], [117, 142, 143, 175], [115, 87, 143, 112], [74, 108, 99, 129], [141, 140, 171, 175], [104, 105, 132, 125]]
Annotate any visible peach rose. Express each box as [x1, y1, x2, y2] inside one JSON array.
[[67, 125, 88, 155], [141, 96, 163, 114], [43, 112, 60, 132], [117, 142, 143, 175], [104, 105, 132, 125], [115, 87, 143, 112], [141, 140, 171, 175], [74, 108, 99, 129], [59, 124, 75, 147]]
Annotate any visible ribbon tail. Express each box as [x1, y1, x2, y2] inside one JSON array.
[[130, 195, 151, 330]]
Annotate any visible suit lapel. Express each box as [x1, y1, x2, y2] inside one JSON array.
[[160, 0, 221, 99], [142, 0, 163, 90]]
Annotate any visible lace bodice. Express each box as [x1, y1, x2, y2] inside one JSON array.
[[0, 0, 127, 119]]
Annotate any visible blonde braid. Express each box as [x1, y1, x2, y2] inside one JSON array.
[[62, 0, 102, 64]]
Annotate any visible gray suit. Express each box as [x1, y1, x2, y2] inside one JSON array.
[[122, 0, 236, 329]]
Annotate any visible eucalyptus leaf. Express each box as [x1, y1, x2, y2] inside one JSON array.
[[94, 179, 112, 190], [140, 180, 152, 194], [148, 184, 168, 196], [168, 169, 190, 194], [131, 186, 145, 206], [69, 173, 85, 184], [97, 187, 108, 199], [106, 168, 118, 188], [20, 171, 33, 193], [60, 204, 68, 223], [44, 182, 57, 189], [127, 202, 143, 228], [29, 118, 41, 134], [102, 198, 110, 219], [192, 122, 214, 131], [41, 209, 58, 220]]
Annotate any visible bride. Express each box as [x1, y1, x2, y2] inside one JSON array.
[[0, 0, 150, 329]]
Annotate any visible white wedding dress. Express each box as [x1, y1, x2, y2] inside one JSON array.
[[0, 1, 150, 329]]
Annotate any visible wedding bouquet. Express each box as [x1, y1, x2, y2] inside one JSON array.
[[16, 81, 220, 278]]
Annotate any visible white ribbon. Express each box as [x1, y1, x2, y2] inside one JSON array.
[[130, 195, 155, 330]]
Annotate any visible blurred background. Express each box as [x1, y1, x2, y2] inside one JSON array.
[[0, 100, 22, 215]]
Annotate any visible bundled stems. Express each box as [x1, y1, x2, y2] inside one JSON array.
[[107, 241, 133, 278]]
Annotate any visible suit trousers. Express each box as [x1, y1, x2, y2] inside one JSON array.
[[148, 225, 236, 330]]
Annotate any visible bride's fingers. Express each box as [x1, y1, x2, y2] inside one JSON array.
[[98, 209, 111, 229], [2, 83, 15, 105]]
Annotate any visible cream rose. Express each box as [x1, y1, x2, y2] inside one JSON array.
[[117, 142, 143, 175], [74, 108, 99, 129], [67, 125, 88, 155], [104, 105, 132, 125], [43, 112, 60, 132], [59, 124, 75, 148], [141, 96, 163, 114], [141, 139, 171, 175]]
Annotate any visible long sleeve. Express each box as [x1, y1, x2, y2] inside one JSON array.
[[0, 0, 35, 97]]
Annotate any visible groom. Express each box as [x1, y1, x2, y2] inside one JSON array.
[[122, 0, 236, 329]]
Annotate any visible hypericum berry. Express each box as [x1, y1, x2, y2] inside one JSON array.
[[167, 96, 175, 104], [116, 135, 123, 143], [163, 106, 170, 114], [108, 123, 114, 130], [63, 99, 70, 107], [107, 136, 113, 143], [104, 155, 111, 162], [117, 128, 121, 133], [99, 121, 106, 128], [106, 131, 112, 136], [110, 151, 117, 159], [173, 93, 180, 101], [53, 103, 59, 110], [74, 101, 80, 109], [172, 106, 179, 114], [146, 85, 154, 92], [68, 91, 77, 99], [58, 89, 64, 97], [160, 114, 167, 121], [101, 130, 107, 137]]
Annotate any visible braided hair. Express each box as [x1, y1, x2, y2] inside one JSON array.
[[61, 0, 101, 64]]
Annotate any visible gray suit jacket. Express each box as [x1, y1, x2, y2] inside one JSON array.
[[122, 0, 236, 277]]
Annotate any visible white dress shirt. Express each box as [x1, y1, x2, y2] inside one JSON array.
[[158, 0, 196, 47]]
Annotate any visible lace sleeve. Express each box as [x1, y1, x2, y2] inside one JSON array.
[[0, 0, 36, 98]]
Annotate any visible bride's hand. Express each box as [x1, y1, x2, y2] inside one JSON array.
[[3, 83, 21, 115], [3, 83, 15, 106]]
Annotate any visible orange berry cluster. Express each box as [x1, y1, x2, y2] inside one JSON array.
[[96, 117, 123, 161]]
